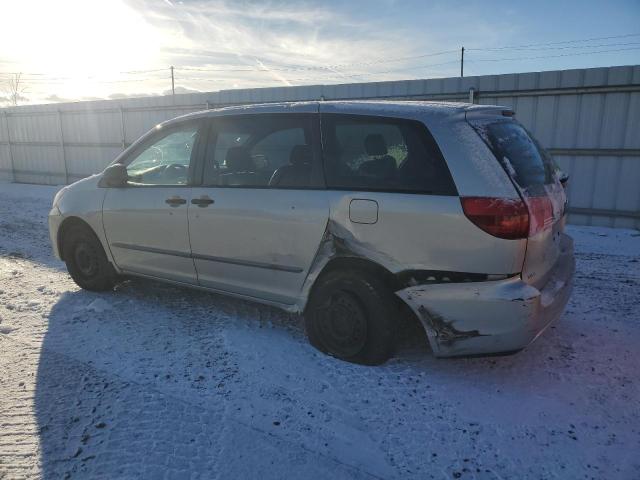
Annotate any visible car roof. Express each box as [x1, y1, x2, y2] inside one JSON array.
[[164, 100, 507, 126]]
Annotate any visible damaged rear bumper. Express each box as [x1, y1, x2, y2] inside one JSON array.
[[396, 234, 575, 357]]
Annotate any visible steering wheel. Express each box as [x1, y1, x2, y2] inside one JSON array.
[[162, 163, 188, 181]]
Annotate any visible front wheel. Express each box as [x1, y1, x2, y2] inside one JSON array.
[[305, 270, 397, 365], [62, 225, 118, 291]]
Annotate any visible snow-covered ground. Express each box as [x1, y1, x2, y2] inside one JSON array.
[[0, 182, 638, 480]]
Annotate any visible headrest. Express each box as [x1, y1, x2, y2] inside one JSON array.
[[364, 134, 388, 156], [289, 145, 312, 166], [225, 146, 253, 172]]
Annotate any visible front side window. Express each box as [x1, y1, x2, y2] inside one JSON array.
[[321, 114, 456, 195], [203, 114, 316, 188], [126, 125, 199, 185]]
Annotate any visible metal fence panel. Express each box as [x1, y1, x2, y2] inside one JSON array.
[[0, 144, 11, 181], [11, 144, 64, 185], [61, 111, 121, 144], [65, 145, 123, 180]]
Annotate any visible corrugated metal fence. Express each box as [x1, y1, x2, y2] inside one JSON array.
[[1, 65, 639, 228]]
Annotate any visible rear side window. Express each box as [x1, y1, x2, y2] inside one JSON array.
[[202, 114, 319, 188], [321, 114, 456, 195], [476, 121, 556, 193]]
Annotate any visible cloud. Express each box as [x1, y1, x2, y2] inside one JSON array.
[[44, 94, 76, 103], [81, 95, 107, 102], [127, 0, 424, 90], [108, 92, 152, 100], [162, 85, 202, 95]]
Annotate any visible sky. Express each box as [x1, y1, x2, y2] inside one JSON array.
[[0, 0, 639, 105]]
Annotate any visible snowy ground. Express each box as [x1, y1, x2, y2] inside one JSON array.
[[0, 182, 638, 480]]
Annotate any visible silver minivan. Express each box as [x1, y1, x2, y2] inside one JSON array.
[[48, 101, 575, 365]]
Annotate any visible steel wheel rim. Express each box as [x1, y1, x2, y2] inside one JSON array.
[[317, 290, 368, 357], [74, 242, 98, 277]]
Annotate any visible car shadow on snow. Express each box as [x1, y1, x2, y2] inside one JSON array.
[[32, 272, 589, 479], [31, 275, 431, 478]]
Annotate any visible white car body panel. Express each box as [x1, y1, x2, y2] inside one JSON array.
[[102, 187, 197, 284], [188, 187, 329, 306]]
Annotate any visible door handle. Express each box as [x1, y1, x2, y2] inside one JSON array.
[[165, 196, 187, 207], [191, 196, 214, 207]]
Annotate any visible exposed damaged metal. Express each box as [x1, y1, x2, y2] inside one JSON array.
[[299, 219, 401, 311], [395, 270, 514, 288], [417, 305, 486, 346], [323, 219, 400, 267]]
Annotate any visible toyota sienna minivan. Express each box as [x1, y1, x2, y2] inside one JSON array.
[[49, 101, 575, 365]]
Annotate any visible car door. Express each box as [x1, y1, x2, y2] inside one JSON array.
[[102, 120, 205, 284], [188, 111, 329, 307]]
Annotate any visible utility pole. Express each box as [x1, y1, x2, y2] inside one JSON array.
[[170, 66, 175, 95], [460, 46, 464, 78]]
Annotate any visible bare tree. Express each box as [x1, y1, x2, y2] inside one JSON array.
[[4, 73, 28, 106]]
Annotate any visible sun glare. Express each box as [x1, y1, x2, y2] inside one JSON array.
[[0, 0, 163, 98]]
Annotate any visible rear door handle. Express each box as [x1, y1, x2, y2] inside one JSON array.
[[191, 196, 214, 207], [165, 196, 187, 207]]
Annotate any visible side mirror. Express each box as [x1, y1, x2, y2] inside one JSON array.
[[99, 163, 128, 187]]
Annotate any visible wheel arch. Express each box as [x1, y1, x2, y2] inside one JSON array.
[[303, 256, 400, 314], [57, 216, 101, 262]]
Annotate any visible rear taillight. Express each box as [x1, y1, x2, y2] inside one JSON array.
[[461, 197, 530, 239], [525, 196, 553, 236]]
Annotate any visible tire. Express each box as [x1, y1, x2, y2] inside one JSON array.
[[305, 269, 397, 365], [62, 224, 118, 291]]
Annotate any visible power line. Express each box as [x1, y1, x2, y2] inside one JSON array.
[[0, 68, 169, 79], [470, 46, 640, 63], [8, 77, 169, 85], [117, 68, 170, 75], [176, 59, 461, 84], [177, 49, 460, 73], [467, 32, 640, 51], [470, 41, 640, 52], [0, 49, 460, 78], [0, 54, 462, 84]]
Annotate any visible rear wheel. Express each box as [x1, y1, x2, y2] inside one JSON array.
[[305, 270, 397, 365], [62, 225, 117, 291]]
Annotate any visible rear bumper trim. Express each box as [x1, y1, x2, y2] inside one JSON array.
[[396, 234, 575, 357]]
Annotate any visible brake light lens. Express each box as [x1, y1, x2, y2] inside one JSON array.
[[525, 195, 553, 236], [461, 197, 530, 239]]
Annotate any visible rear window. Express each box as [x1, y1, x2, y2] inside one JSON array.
[[321, 114, 457, 195], [474, 121, 556, 193]]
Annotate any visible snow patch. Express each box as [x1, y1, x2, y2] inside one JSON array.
[[85, 298, 112, 313]]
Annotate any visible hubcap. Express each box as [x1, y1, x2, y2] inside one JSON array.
[[74, 242, 98, 277], [317, 291, 367, 357]]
